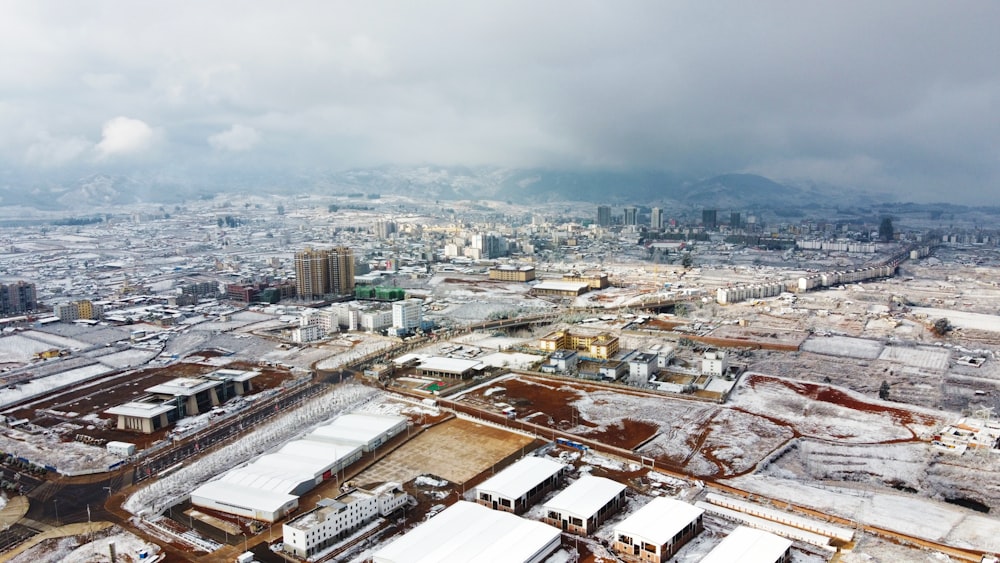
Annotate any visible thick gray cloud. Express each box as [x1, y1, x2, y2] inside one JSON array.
[[1, 1, 997, 201]]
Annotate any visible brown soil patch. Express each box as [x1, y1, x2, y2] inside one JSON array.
[[459, 375, 660, 451], [745, 373, 939, 428], [352, 417, 534, 487]]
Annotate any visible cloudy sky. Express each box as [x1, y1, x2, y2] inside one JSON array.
[[2, 2, 997, 202]]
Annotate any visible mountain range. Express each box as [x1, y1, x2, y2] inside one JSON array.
[[0, 166, 891, 211]]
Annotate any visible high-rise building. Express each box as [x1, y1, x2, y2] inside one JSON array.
[[730, 212, 741, 229], [295, 246, 356, 299], [623, 207, 638, 226], [650, 208, 663, 230], [597, 205, 612, 227], [392, 299, 422, 332], [702, 209, 718, 230], [0, 281, 36, 316], [328, 246, 355, 296]]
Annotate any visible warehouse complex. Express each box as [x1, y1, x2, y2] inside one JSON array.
[[475, 455, 566, 515], [190, 412, 408, 522]]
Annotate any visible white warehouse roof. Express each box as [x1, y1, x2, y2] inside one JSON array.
[[190, 480, 298, 516], [417, 356, 483, 374], [613, 497, 703, 547], [309, 413, 407, 445], [475, 456, 565, 500], [700, 525, 793, 563], [372, 501, 561, 563], [543, 475, 626, 519], [220, 466, 312, 495]]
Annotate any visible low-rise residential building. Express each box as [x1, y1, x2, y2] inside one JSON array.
[[612, 497, 704, 562], [628, 353, 659, 380], [702, 350, 729, 376], [475, 456, 566, 514], [542, 475, 627, 536], [283, 483, 410, 559]]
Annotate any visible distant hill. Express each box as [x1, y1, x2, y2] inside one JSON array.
[[0, 166, 885, 210]]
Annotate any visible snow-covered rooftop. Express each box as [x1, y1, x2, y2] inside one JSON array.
[[699, 525, 792, 563], [475, 456, 565, 500], [146, 377, 219, 396], [612, 497, 704, 547], [190, 480, 298, 514], [372, 501, 561, 563], [105, 400, 175, 418], [307, 412, 406, 447], [417, 356, 483, 374], [542, 475, 626, 519]]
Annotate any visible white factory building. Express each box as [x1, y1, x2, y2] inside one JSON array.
[[700, 525, 792, 563], [541, 474, 627, 536], [283, 482, 411, 559], [475, 456, 566, 515], [190, 411, 405, 522], [189, 481, 299, 523], [612, 497, 704, 562], [372, 501, 561, 563], [306, 412, 408, 452]]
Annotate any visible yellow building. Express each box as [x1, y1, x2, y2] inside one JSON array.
[[539, 330, 619, 360], [488, 266, 536, 282], [562, 272, 610, 290]]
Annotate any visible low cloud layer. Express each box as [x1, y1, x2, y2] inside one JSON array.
[[0, 1, 997, 202]]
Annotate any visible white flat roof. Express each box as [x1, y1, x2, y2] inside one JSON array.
[[146, 377, 219, 396], [310, 413, 407, 445], [417, 356, 483, 374], [543, 475, 626, 519], [220, 466, 312, 495], [372, 501, 560, 563], [191, 480, 298, 514], [613, 497, 704, 546], [210, 368, 259, 382], [700, 525, 793, 563], [533, 281, 590, 291], [475, 456, 565, 500], [105, 401, 175, 418]]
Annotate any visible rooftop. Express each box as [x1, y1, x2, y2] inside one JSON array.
[[700, 525, 792, 563], [613, 497, 704, 546], [475, 456, 566, 500], [543, 475, 626, 518]]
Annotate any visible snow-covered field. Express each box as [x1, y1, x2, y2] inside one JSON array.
[[801, 335, 885, 359], [878, 344, 950, 371], [0, 425, 118, 473], [0, 363, 112, 410], [911, 307, 1000, 333], [94, 349, 159, 369], [0, 334, 56, 364], [726, 472, 1000, 552]]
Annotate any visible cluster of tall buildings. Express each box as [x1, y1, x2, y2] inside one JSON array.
[[0, 281, 37, 317], [294, 246, 356, 300]]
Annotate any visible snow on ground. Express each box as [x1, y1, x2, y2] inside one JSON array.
[[314, 338, 398, 371], [878, 344, 950, 371], [0, 363, 112, 409], [764, 440, 932, 485], [93, 348, 159, 369], [725, 472, 1000, 552], [477, 351, 543, 370], [801, 335, 885, 359], [18, 330, 90, 351], [730, 374, 945, 443], [911, 307, 1000, 333], [0, 334, 55, 363], [9, 526, 160, 563], [0, 425, 118, 473]]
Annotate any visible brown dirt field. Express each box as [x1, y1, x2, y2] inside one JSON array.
[[464, 375, 660, 450], [352, 417, 534, 487]]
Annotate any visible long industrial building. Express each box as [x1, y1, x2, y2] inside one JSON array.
[[190, 411, 406, 522], [372, 501, 561, 563]]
